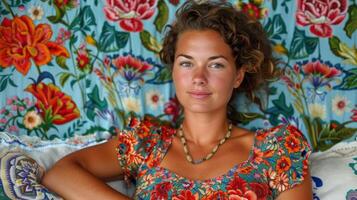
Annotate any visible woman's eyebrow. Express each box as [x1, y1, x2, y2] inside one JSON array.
[[175, 54, 193, 59], [175, 54, 228, 61], [208, 55, 228, 61]]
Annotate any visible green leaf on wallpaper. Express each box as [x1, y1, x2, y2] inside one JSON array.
[[273, 93, 294, 115], [147, 66, 172, 84], [329, 36, 357, 65], [82, 126, 107, 136], [0, 74, 16, 91], [328, 36, 342, 57], [69, 35, 78, 47], [56, 56, 69, 70], [69, 5, 96, 32], [318, 126, 357, 151], [8, 78, 17, 87], [266, 93, 294, 126], [0, 77, 8, 92], [59, 72, 72, 87], [154, 0, 169, 33], [344, 5, 357, 38], [289, 28, 318, 59], [69, 74, 86, 89], [264, 14, 287, 40], [86, 85, 108, 121], [8, 0, 31, 7], [272, 0, 278, 10], [0, 2, 10, 16], [98, 22, 129, 52], [140, 30, 162, 54], [336, 68, 357, 90], [47, 4, 64, 24], [268, 86, 277, 95]]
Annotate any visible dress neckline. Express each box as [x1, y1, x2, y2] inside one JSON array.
[[152, 127, 259, 183]]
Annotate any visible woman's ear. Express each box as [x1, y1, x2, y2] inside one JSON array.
[[234, 68, 245, 88]]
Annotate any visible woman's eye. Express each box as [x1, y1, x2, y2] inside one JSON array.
[[210, 63, 224, 69], [179, 62, 192, 68]]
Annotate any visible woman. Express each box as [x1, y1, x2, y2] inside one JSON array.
[[42, 1, 313, 199]]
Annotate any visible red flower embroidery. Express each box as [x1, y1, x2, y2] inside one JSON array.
[[227, 189, 257, 200], [202, 190, 227, 200], [351, 109, 357, 122], [249, 182, 271, 200], [285, 135, 301, 153], [25, 83, 79, 125], [0, 16, 69, 75], [303, 60, 341, 78], [104, 0, 157, 32], [296, 0, 348, 37], [227, 175, 248, 192], [164, 97, 181, 122], [150, 182, 172, 200], [276, 156, 292, 173], [112, 55, 153, 82], [172, 190, 199, 200]]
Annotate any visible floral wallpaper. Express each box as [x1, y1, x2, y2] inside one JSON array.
[[0, 0, 356, 152]]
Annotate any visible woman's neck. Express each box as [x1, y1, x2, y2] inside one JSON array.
[[181, 111, 230, 146]]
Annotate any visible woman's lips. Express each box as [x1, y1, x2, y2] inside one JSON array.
[[187, 91, 212, 99]]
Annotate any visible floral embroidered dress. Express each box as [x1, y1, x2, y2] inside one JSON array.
[[116, 118, 311, 200]]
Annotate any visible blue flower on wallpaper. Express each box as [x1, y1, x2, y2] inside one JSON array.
[[299, 59, 342, 103], [110, 53, 158, 96]]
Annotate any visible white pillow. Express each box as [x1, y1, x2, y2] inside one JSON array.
[[310, 140, 357, 200], [0, 132, 135, 198]]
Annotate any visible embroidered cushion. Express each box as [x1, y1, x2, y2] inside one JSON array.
[[310, 140, 357, 200]]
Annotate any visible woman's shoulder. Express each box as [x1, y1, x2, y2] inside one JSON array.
[[253, 124, 311, 161], [255, 124, 308, 144], [117, 116, 176, 150], [250, 124, 312, 196]]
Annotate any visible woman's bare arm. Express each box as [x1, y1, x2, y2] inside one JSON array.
[[42, 138, 131, 200], [276, 171, 313, 200]]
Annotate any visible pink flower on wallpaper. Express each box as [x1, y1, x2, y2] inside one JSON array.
[[104, 0, 157, 32], [302, 60, 341, 79], [296, 0, 348, 38]]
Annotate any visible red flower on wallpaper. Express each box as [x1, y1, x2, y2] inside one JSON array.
[[351, 109, 357, 122], [25, 83, 80, 125], [164, 97, 181, 123], [112, 55, 153, 82], [0, 16, 70, 75], [296, 0, 348, 37], [104, 0, 157, 32], [302, 60, 341, 78]]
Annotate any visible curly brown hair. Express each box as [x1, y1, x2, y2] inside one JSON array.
[[160, 0, 280, 105]]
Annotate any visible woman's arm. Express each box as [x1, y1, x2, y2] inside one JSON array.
[[42, 138, 131, 200], [276, 171, 313, 200]]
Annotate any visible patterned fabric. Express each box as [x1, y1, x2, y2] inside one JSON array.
[[0, 150, 62, 200], [0, 0, 356, 199], [0, 0, 356, 153], [116, 118, 311, 199], [310, 140, 357, 200]]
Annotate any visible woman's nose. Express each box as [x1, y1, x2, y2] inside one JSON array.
[[192, 67, 207, 85]]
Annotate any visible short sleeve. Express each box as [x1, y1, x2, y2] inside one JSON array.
[[261, 125, 312, 197], [116, 117, 161, 182]]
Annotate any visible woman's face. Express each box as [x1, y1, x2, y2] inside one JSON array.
[[172, 29, 244, 115]]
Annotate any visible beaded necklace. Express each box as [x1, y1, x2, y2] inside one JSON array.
[[178, 122, 233, 164]]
